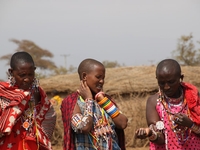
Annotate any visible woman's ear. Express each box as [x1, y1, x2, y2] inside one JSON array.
[[8, 68, 13, 75], [82, 72, 87, 81], [180, 74, 184, 82]]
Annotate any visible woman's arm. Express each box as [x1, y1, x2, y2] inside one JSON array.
[[135, 95, 165, 144], [71, 80, 94, 134], [112, 113, 128, 129], [95, 93, 128, 129], [145, 95, 165, 145], [71, 102, 93, 133]]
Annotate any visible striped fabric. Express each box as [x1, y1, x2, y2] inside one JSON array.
[[42, 105, 57, 139]]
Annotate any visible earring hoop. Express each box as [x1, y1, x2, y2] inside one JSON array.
[[7, 71, 16, 87]]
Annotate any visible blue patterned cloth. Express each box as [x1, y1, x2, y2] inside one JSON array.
[[75, 97, 121, 150]]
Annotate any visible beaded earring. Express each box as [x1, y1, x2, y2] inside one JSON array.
[[7, 71, 16, 87], [32, 78, 39, 91]]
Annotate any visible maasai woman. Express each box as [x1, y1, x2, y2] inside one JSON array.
[[136, 59, 200, 149], [0, 52, 56, 150], [61, 58, 128, 150]]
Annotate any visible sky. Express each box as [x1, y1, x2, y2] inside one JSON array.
[[0, 0, 200, 80]]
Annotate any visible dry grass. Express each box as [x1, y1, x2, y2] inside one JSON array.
[[41, 66, 200, 149]]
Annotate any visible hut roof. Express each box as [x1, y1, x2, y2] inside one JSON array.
[[40, 66, 200, 95]]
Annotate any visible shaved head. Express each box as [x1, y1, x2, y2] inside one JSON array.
[[156, 59, 181, 77], [78, 58, 104, 80], [10, 51, 35, 70]]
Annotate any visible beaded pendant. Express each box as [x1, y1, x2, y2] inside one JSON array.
[[22, 121, 30, 130]]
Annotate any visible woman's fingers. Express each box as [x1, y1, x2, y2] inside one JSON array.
[[78, 80, 93, 99], [136, 128, 149, 139]]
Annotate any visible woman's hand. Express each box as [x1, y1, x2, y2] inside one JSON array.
[[95, 91, 105, 102], [135, 127, 151, 139], [174, 113, 193, 128], [77, 80, 93, 100]]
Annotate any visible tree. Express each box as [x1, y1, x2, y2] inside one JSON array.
[[0, 39, 57, 70], [102, 60, 121, 68], [172, 34, 200, 66], [0, 39, 58, 78]]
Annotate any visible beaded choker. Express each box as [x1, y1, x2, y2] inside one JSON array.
[[159, 88, 187, 115], [164, 88, 183, 105]]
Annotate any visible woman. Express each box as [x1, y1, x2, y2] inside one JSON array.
[[135, 59, 200, 149], [61, 58, 128, 150], [0, 51, 56, 150]]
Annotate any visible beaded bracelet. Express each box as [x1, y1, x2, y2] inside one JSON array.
[[149, 131, 158, 141], [148, 124, 158, 141], [98, 97, 108, 105], [98, 97, 120, 119], [191, 123, 200, 134]]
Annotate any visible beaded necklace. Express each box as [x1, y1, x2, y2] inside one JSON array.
[[22, 89, 39, 150], [158, 88, 191, 145], [79, 97, 114, 149], [164, 88, 184, 105]]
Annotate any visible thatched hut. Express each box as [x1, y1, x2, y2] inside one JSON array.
[[40, 66, 200, 97]]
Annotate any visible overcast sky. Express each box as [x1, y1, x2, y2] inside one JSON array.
[[0, 0, 200, 80]]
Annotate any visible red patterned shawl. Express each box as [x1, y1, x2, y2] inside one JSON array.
[[0, 82, 31, 134], [0, 81, 52, 150]]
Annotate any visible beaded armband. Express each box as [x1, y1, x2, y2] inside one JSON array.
[[71, 113, 89, 132], [71, 98, 94, 132], [191, 123, 200, 134], [98, 97, 120, 119], [84, 98, 94, 117]]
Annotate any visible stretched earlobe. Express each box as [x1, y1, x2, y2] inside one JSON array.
[[8, 68, 13, 75], [7, 71, 16, 87], [180, 74, 184, 82]]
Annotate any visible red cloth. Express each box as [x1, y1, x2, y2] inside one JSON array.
[[182, 82, 200, 125], [60, 92, 126, 150], [60, 92, 77, 150], [0, 81, 52, 150]]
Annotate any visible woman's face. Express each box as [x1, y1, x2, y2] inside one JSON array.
[[156, 69, 181, 98], [85, 64, 105, 95], [9, 62, 36, 90]]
